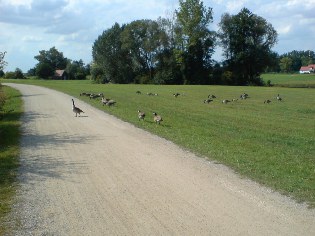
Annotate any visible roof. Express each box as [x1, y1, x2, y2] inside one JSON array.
[[308, 64, 315, 69], [54, 70, 65, 77], [299, 66, 311, 71]]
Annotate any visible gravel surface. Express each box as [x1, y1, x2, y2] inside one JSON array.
[[3, 83, 315, 235]]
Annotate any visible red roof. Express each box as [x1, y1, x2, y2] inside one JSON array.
[[54, 70, 65, 76], [300, 66, 311, 71], [308, 64, 315, 69]]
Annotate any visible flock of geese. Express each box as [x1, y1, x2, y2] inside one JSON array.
[[72, 90, 284, 124]]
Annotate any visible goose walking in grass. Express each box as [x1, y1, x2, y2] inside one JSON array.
[[204, 99, 213, 104], [153, 112, 163, 124], [101, 97, 110, 106], [72, 99, 84, 117], [264, 99, 271, 104], [138, 110, 145, 121], [106, 99, 116, 107], [222, 99, 231, 104], [276, 94, 282, 101]]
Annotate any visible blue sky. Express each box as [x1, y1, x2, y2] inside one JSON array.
[[1, 0, 314, 72]]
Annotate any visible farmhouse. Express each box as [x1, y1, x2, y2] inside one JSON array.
[[308, 64, 315, 72], [53, 70, 68, 80]]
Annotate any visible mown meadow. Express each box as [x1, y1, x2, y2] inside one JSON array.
[[1, 79, 315, 208], [261, 73, 315, 88]]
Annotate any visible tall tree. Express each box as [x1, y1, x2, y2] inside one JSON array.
[[34, 47, 67, 70], [279, 57, 293, 73], [175, 0, 215, 84], [121, 19, 167, 83], [92, 23, 133, 83], [218, 8, 278, 85]]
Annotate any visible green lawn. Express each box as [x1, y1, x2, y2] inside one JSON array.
[[1, 79, 315, 208], [261, 73, 315, 87], [0, 85, 22, 235]]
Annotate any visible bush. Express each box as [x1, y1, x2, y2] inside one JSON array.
[[4, 72, 15, 79]]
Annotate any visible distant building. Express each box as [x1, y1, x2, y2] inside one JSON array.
[[299, 65, 313, 74], [53, 70, 68, 80], [308, 64, 315, 72]]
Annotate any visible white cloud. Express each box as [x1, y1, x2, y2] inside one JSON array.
[[22, 36, 43, 42]]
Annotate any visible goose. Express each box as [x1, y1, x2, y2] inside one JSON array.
[[173, 93, 180, 97], [208, 94, 216, 99], [276, 94, 282, 101], [204, 99, 213, 104], [240, 93, 249, 99], [72, 99, 84, 117], [222, 99, 231, 104], [136, 91, 141, 94], [153, 112, 163, 124], [101, 97, 110, 106], [80, 92, 91, 96], [138, 110, 145, 121], [106, 99, 116, 107], [264, 99, 271, 104]]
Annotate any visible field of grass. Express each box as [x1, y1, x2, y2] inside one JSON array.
[[1, 79, 315, 208], [0, 85, 22, 235], [261, 73, 315, 88]]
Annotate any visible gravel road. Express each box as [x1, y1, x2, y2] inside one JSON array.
[[3, 83, 315, 235]]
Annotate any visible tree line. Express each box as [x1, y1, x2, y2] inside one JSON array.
[[1, 0, 314, 84], [91, 1, 278, 85]]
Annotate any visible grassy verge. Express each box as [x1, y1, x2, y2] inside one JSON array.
[[261, 73, 315, 88], [0, 85, 22, 235], [2, 79, 315, 207]]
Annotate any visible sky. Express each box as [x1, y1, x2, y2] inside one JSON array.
[[1, 0, 315, 72]]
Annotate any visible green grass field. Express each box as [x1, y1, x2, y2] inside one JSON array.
[[1, 79, 315, 208], [261, 73, 315, 87], [0, 85, 22, 234]]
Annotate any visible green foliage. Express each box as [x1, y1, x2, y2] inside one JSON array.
[[14, 68, 25, 79], [35, 62, 54, 79], [175, 0, 215, 84], [218, 8, 278, 85], [65, 59, 89, 80], [92, 0, 216, 85], [93, 23, 134, 83], [280, 57, 293, 73], [34, 47, 67, 79]]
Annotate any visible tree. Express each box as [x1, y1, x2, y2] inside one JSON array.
[[121, 19, 167, 83], [279, 57, 293, 73], [218, 8, 278, 85], [34, 47, 67, 73], [14, 68, 25, 79], [65, 59, 88, 80], [35, 63, 54, 79], [279, 50, 315, 72], [93, 23, 134, 83], [175, 0, 215, 84], [0, 51, 8, 71]]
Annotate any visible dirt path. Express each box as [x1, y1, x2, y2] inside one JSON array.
[[4, 83, 315, 235]]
